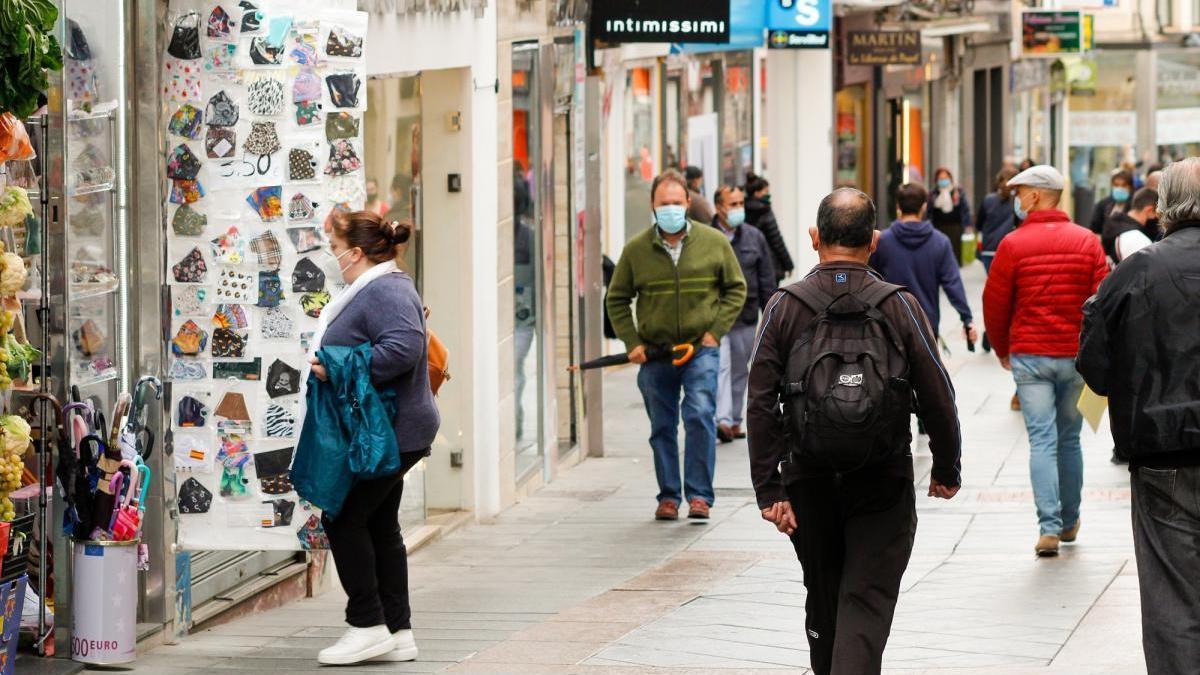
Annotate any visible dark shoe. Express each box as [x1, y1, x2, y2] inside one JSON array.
[[982, 332, 991, 353], [686, 498, 710, 519], [1011, 393, 1022, 411], [1061, 520, 1081, 543], [655, 500, 679, 521], [716, 424, 734, 444], [731, 424, 746, 439]]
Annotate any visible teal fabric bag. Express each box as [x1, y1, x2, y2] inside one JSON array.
[[292, 342, 400, 518]]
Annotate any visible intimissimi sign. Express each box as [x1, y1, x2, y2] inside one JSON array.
[[591, 0, 730, 44]]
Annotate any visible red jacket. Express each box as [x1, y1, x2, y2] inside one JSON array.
[[983, 209, 1108, 359]]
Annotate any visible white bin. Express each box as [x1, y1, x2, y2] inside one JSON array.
[[71, 539, 138, 664]]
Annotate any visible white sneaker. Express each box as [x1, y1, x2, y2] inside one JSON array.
[[317, 625, 396, 665], [369, 629, 419, 662]]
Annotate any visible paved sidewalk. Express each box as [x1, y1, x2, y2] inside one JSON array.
[[127, 265, 1147, 674]]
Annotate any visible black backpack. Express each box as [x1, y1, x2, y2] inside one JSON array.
[[779, 280, 913, 472]]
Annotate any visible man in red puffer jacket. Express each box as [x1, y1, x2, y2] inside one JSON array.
[[983, 165, 1108, 558]]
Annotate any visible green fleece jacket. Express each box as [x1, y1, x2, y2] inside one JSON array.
[[606, 222, 747, 350]]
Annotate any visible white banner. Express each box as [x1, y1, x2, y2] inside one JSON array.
[[1156, 107, 1200, 146], [1068, 111, 1137, 147]]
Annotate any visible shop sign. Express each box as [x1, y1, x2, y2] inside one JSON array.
[[1068, 110, 1136, 147], [1156, 107, 1200, 145], [766, 0, 832, 50], [1022, 11, 1094, 56], [845, 31, 920, 66], [591, 0, 730, 44]]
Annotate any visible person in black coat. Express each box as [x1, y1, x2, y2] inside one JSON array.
[[927, 167, 972, 267], [743, 173, 793, 282], [1089, 170, 1134, 234]]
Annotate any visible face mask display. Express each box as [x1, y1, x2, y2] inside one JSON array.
[[172, 204, 207, 236], [250, 231, 283, 270], [654, 205, 687, 234], [206, 91, 239, 127], [166, 144, 202, 181], [726, 208, 745, 228], [324, 139, 361, 176], [244, 121, 281, 155], [1112, 186, 1131, 202], [247, 186, 283, 222], [168, 12, 202, 60], [257, 271, 285, 307], [937, 178, 952, 190], [205, 127, 236, 159], [325, 72, 361, 108], [169, 104, 203, 139]]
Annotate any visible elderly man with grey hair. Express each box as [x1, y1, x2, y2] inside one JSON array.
[[1078, 157, 1200, 675]]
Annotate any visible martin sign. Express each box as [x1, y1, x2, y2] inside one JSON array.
[[767, 0, 832, 49], [591, 0, 730, 44], [846, 31, 921, 66]]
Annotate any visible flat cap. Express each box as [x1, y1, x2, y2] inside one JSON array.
[[1007, 164, 1065, 190]]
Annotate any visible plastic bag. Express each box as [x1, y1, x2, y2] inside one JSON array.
[[0, 114, 35, 163]]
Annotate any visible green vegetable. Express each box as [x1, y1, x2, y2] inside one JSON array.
[[4, 333, 38, 381], [0, 0, 63, 118]]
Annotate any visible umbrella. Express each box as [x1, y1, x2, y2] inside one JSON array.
[[567, 343, 695, 372]]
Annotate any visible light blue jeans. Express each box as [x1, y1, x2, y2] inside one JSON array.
[[1012, 354, 1085, 536], [637, 346, 719, 506]]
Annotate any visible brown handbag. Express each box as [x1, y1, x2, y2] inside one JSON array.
[[425, 307, 450, 396]]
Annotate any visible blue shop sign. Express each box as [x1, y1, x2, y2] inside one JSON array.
[[767, 0, 832, 49], [672, 0, 766, 54]]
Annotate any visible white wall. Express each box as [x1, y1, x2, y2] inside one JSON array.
[[366, 9, 487, 76]]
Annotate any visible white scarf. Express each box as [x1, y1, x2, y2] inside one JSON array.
[[310, 259, 398, 355], [934, 187, 955, 213]]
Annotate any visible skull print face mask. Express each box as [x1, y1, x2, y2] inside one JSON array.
[[291, 258, 325, 292], [206, 91, 239, 127], [167, 144, 203, 181], [172, 204, 208, 236], [168, 12, 202, 60], [247, 186, 283, 222], [169, 104, 203, 139], [266, 359, 301, 398], [325, 72, 361, 108]]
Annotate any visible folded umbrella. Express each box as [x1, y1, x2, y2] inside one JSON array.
[[568, 343, 694, 372]]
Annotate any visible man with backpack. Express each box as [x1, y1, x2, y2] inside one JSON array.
[[748, 188, 962, 675]]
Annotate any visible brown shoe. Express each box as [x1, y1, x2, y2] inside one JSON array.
[[1035, 534, 1060, 557], [687, 498, 711, 519], [731, 424, 747, 439], [1011, 393, 1022, 411], [716, 424, 734, 444], [1061, 520, 1081, 543], [655, 500, 679, 521]]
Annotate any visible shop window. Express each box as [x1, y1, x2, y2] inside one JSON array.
[[624, 66, 658, 243], [835, 86, 871, 192]]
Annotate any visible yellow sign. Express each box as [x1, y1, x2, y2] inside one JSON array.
[[1077, 385, 1107, 433]]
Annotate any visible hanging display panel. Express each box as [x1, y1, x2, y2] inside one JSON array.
[[163, 0, 368, 551]]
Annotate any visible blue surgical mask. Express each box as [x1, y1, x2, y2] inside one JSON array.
[[937, 178, 952, 190], [654, 205, 687, 234], [1013, 194, 1028, 220], [726, 208, 745, 227], [1112, 186, 1130, 202]]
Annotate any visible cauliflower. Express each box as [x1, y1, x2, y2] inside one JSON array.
[[0, 188, 31, 230], [0, 252, 26, 295], [0, 415, 31, 455]]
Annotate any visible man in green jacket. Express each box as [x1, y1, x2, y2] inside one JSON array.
[[607, 170, 747, 521]]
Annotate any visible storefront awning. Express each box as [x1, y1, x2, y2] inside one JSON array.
[[671, 0, 765, 54]]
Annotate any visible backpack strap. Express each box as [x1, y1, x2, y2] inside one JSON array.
[[855, 279, 904, 309], [782, 281, 835, 314]]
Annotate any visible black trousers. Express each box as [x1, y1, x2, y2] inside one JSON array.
[[787, 471, 917, 675], [323, 450, 426, 633], [934, 221, 965, 267], [1131, 465, 1200, 675]]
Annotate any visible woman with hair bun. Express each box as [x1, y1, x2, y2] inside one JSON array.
[[308, 210, 440, 665]]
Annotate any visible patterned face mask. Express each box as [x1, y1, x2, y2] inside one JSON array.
[[168, 104, 203, 139], [295, 101, 321, 127], [291, 257, 325, 292], [289, 148, 317, 181], [289, 33, 319, 66], [208, 5, 232, 39], [250, 231, 283, 270], [301, 290, 331, 318], [324, 139, 361, 176], [178, 395, 209, 427], [178, 477, 213, 514], [287, 194, 317, 223], [325, 26, 363, 58], [172, 286, 208, 316], [214, 268, 256, 303], [244, 121, 281, 156], [293, 69, 322, 102], [164, 63, 202, 104], [260, 307, 296, 339], [264, 403, 296, 437], [172, 204, 207, 236], [254, 447, 295, 494], [287, 226, 323, 252], [66, 18, 92, 60], [326, 175, 365, 209], [169, 179, 205, 205], [325, 72, 361, 108], [205, 127, 236, 159], [210, 226, 246, 265], [213, 358, 262, 381], [167, 144, 203, 181], [247, 186, 283, 222], [265, 498, 296, 526], [203, 43, 238, 80], [266, 360, 301, 398], [249, 38, 283, 65], [171, 320, 209, 356], [169, 359, 208, 381], [247, 77, 284, 116], [325, 112, 359, 140], [211, 328, 248, 358], [168, 12, 202, 60], [239, 0, 263, 33], [172, 247, 208, 283], [206, 91, 239, 127], [212, 303, 249, 329], [257, 271, 285, 307]]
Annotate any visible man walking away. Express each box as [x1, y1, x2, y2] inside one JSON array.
[[684, 166, 714, 225], [607, 171, 747, 521], [711, 186, 775, 443], [983, 165, 1108, 557], [870, 182, 977, 345], [1077, 158, 1200, 675], [977, 167, 1019, 274], [749, 188, 961, 675], [1101, 187, 1159, 265]]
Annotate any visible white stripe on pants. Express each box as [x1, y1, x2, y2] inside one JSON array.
[[717, 322, 758, 427]]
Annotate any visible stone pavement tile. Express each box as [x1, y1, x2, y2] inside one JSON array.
[[463, 639, 602, 664], [554, 590, 696, 623], [586, 643, 799, 670], [506, 620, 641, 643], [609, 629, 810, 668]]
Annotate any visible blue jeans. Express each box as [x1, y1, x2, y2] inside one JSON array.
[[637, 346, 719, 506], [1012, 354, 1085, 535]]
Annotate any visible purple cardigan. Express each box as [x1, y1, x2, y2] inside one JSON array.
[[319, 272, 440, 453]]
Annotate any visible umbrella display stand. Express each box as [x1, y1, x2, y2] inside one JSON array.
[[70, 539, 137, 665]]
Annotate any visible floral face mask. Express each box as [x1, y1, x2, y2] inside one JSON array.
[[245, 121, 281, 155], [247, 186, 283, 221], [210, 226, 246, 264], [169, 104, 203, 139], [169, 179, 205, 205], [326, 174, 365, 208], [168, 12, 202, 60], [324, 139, 361, 176], [172, 320, 209, 356], [247, 77, 284, 116], [289, 148, 317, 181], [205, 127, 236, 159], [172, 286, 208, 316], [164, 62, 202, 104], [206, 91, 239, 127], [325, 72, 361, 108], [167, 144, 203, 181], [172, 247, 208, 283], [325, 112, 359, 140], [203, 43, 238, 80], [172, 204, 207, 236], [209, 5, 233, 39], [325, 26, 363, 58], [251, 231, 283, 270], [301, 290, 331, 318], [295, 101, 321, 126]]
